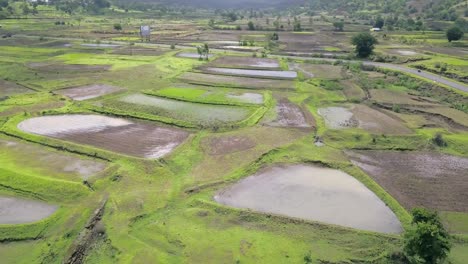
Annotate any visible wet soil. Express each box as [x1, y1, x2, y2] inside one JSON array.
[[18, 115, 189, 159], [0, 196, 57, 224]]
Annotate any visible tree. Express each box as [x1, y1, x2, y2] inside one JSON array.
[[293, 17, 301, 32], [333, 21, 344, 31], [113, 23, 122, 31], [196, 44, 210, 60], [403, 208, 451, 264], [446, 26, 464, 42], [374, 15, 385, 28], [247, 21, 255, 30], [351, 32, 377, 58]]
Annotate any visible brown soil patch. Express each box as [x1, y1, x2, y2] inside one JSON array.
[[347, 151, 468, 212], [55, 84, 124, 101], [268, 99, 314, 128], [0, 80, 33, 96], [351, 105, 412, 135], [206, 136, 256, 155], [193, 127, 308, 183], [341, 80, 366, 100], [111, 47, 168, 56]]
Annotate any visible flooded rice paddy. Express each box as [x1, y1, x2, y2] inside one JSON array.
[[176, 52, 215, 59], [18, 115, 189, 159], [0, 196, 57, 224], [0, 138, 107, 181], [211, 56, 280, 69], [80, 43, 120, 48], [215, 164, 402, 233], [226, 92, 264, 104], [119, 94, 251, 124], [0, 80, 33, 96], [205, 67, 297, 79]]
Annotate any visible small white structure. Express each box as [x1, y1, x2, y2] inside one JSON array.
[[370, 27, 381, 32]]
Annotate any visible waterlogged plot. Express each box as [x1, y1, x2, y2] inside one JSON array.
[[204, 67, 297, 79], [210, 56, 280, 69], [226, 92, 264, 104], [318, 107, 357, 129], [55, 84, 123, 101], [0, 196, 57, 224], [179, 72, 295, 90], [318, 105, 410, 134], [18, 115, 189, 159], [347, 151, 468, 212], [215, 164, 402, 233], [116, 94, 252, 125], [0, 138, 107, 181], [153, 87, 264, 105]]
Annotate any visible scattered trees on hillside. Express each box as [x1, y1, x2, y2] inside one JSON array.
[[403, 208, 451, 264], [333, 21, 344, 31], [293, 17, 301, 32], [351, 32, 377, 58], [446, 26, 464, 42]]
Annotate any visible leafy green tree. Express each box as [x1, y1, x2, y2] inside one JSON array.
[[446, 26, 464, 42], [247, 21, 255, 30], [351, 32, 377, 58], [374, 15, 385, 28], [333, 21, 344, 31], [403, 208, 451, 264], [113, 23, 122, 31], [293, 17, 302, 32]]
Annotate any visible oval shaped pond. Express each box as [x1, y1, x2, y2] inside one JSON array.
[[205, 67, 297, 79], [0, 196, 57, 224], [214, 164, 402, 234]]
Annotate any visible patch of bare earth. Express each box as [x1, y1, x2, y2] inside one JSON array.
[[206, 136, 256, 155], [351, 105, 412, 135], [55, 84, 124, 101], [268, 99, 314, 128], [192, 127, 308, 183], [347, 151, 468, 212], [0, 80, 33, 96]]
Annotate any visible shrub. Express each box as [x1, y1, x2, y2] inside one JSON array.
[[403, 208, 451, 264], [432, 133, 447, 147]]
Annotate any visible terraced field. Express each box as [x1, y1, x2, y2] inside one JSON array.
[[0, 11, 467, 264]]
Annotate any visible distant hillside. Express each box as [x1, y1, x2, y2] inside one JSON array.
[[136, 0, 304, 9]]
